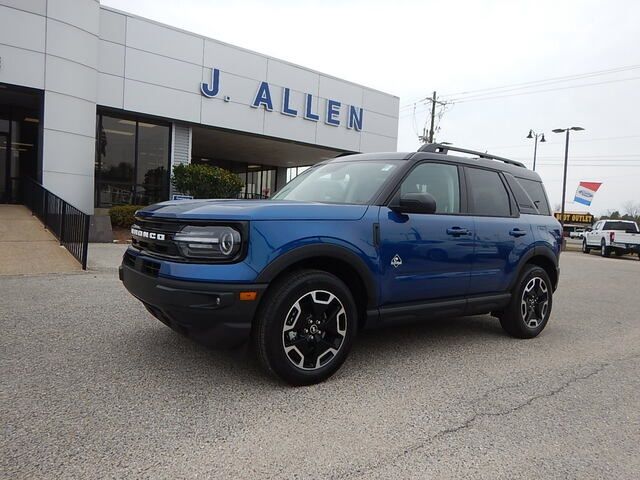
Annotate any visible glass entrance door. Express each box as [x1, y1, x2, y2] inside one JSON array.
[[0, 132, 9, 203], [0, 84, 43, 203]]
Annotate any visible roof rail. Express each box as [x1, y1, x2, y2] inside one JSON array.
[[418, 143, 526, 168], [334, 152, 356, 158]]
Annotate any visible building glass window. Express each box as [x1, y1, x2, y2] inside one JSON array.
[[95, 113, 170, 207]]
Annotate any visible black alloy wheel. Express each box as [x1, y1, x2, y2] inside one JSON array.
[[281, 290, 347, 370], [253, 269, 357, 386], [519, 276, 550, 329], [499, 265, 553, 339]]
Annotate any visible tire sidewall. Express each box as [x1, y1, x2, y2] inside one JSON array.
[[600, 240, 609, 257], [258, 271, 357, 385], [503, 265, 553, 338]]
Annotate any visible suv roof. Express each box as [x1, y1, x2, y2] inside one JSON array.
[[333, 143, 541, 182]]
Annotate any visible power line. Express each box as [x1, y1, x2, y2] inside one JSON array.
[[533, 163, 640, 167], [400, 74, 640, 119], [512, 155, 640, 159], [486, 135, 640, 150], [439, 64, 640, 98], [448, 76, 640, 103], [399, 63, 640, 109]]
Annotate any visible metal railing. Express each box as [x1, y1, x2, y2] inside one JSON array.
[[22, 177, 90, 269], [236, 192, 269, 200]]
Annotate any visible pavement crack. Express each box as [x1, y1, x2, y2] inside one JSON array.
[[338, 356, 640, 480]]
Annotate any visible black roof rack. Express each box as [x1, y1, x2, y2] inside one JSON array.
[[334, 152, 356, 158], [418, 143, 526, 168]]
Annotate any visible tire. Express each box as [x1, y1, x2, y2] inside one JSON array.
[[582, 240, 590, 254], [600, 240, 610, 257], [253, 269, 357, 386], [499, 265, 553, 339]]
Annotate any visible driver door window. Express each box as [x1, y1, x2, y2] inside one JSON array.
[[400, 163, 460, 214]]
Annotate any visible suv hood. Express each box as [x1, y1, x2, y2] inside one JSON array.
[[136, 199, 370, 221]]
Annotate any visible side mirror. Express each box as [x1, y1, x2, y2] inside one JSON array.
[[392, 192, 437, 214]]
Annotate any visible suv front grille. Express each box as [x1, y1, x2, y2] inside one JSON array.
[[131, 217, 184, 260]]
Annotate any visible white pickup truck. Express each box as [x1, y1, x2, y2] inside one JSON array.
[[582, 219, 640, 258]]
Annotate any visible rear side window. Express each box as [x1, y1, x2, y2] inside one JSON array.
[[516, 177, 551, 215], [466, 167, 511, 217], [503, 174, 538, 214]]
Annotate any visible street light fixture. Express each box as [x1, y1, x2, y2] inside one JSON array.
[[552, 126, 585, 233], [526, 129, 546, 171]]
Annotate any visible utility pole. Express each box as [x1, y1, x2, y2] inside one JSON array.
[[428, 91, 437, 143]]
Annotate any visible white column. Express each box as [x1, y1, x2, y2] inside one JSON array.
[[41, 0, 99, 214], [170, 123, 192, 197]]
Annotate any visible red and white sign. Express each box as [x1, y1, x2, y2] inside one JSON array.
[[574, 182, 602, 206]]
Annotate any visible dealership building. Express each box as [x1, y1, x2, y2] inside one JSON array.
[[0, 0, 399, 216]]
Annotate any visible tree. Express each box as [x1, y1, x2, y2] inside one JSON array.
[[622, 201, 640, 219], [171, 163, 243, 199]]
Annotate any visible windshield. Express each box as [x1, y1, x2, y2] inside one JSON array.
[[603, 221, 639, 233], [272, 160, 402, 204]]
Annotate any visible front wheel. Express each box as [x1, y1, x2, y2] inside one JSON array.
[[253, 269, 357, 386], [499, 265, 553, 339], [582, 240, 590, 254]]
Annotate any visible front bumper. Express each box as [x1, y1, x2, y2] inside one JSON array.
[[119, 262, 267, 347]]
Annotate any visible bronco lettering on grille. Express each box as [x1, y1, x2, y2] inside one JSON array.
[[131, 227, 165, 241]]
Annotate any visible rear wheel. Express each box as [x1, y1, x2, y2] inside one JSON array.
[[253, 269, 357, 386], [582, 240, 590, 254], [500, 265, 552, 339], [600, 240, 610, 257]]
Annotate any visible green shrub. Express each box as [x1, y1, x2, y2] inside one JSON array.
[[109, 205, 145, 228], [171, 163, 244, 199]]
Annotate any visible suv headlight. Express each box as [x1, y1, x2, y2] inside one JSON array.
[[173, 225, 242, 260]]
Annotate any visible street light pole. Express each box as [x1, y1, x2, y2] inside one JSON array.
[[560, 129, 570, 228], [526, 129, 546, 171], [552, 126, 585, 231]]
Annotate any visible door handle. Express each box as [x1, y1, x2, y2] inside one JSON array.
[[447, 227, 470, 236], [509, 228, 527, 237]]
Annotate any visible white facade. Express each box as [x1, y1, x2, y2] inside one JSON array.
[[0, 0, 400, 214]]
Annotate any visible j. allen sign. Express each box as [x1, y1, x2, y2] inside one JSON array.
[[200, 68, 363, 132]]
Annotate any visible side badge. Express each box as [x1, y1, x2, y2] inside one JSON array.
[[391, 254, 403, 268]]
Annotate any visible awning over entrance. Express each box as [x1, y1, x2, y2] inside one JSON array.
[[191, 125, 346, 198], [191, 125, 345, 169]]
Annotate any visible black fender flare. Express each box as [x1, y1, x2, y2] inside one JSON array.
[[255, 244, 378, 308], [508, 245, 559, 291]]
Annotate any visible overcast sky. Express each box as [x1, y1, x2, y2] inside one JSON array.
[[104, 0, 640, 215]]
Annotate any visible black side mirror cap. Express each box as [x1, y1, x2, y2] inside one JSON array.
[[391, 192, 437, 214]]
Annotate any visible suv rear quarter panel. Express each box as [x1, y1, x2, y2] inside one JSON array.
[[530, 214, 563, 257]]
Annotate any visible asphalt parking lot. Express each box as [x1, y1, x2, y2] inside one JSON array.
[[2, 250, 639, 479]]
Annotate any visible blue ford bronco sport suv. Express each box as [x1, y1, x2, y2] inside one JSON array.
[[120, 143, 562, 386]]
